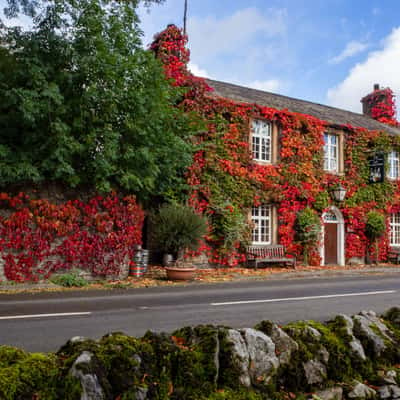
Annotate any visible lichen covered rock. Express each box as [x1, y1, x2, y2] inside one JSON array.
[[224, 329, 251, 387], [332, 314, 367, 361], [347, 381, 376, 399], [69, 351, 109, 400], [353, 310, 398, 362], [303, 358, 327, 385], [314, 386, 343, 400], [240, 327, 279, 385], [383, 307, 400, 330], [255, 320, 299, 365]]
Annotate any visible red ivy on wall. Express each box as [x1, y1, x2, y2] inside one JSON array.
[[150, 25, 400, 267], [368, 88, 399, 127], [0, 193, 144, 281]]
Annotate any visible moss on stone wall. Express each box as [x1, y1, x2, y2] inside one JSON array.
[[2, 308, 400, 399], [0, 346, 58, 399]]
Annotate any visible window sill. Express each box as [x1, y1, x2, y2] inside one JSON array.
[[324, 170, 344, 176], [252, 160, 275, 166]]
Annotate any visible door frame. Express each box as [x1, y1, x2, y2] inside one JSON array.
[[320, 206, 345, 266]]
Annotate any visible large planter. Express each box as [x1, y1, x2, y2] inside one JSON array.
[[165, 266, 196, 281]]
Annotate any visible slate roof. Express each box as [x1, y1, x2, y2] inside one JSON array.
[[206, 79, 400, 136]]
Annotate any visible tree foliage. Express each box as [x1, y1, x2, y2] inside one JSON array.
[[365, 210, 386, 264], [294, 207, 321, 265], [365, 211, 386, 240], [3, 0, 166, 18], [0, 0, 195, 202]]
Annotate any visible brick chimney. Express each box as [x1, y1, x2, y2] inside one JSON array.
[[361, 84, 393, 118]]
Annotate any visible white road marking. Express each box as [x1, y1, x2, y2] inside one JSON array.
[[0, 312, 92, 320], [211, 290, 397, 306]]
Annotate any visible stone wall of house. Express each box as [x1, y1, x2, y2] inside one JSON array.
[[0, 184, 144, 282]]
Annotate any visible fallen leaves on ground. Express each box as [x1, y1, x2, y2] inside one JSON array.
[[1, 263, 400, 294]]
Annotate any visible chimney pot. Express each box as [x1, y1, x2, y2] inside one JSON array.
[[374, 83, 380, 91]]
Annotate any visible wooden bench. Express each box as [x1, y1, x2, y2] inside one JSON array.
[[388, 247, 400, 264], [246, 245, 296, 269]]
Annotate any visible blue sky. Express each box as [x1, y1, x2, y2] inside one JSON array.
[[2, 0, 400, 114], [138, 0, 400, 115]]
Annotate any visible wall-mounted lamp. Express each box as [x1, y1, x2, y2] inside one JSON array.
[[331, 184, 347, 202]]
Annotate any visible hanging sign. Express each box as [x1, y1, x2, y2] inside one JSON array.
[[369, 152, 385, 183]]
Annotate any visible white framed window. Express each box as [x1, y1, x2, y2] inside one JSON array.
[[324, 133, 338, 172], [251, 205, 272, 244], [390, 213, 400, 246], [251, 119, 271, 162], [388, 150, 400, 180]]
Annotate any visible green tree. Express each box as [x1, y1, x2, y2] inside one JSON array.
[[3, 0, 166, 18], [0, 0, 195, 203], [294, 207, 321, 265], [365, 211, 386, 264]]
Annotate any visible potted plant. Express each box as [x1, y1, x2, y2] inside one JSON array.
[[151, 203, 207, 280]]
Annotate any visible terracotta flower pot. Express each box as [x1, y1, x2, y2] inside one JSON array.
[[165, 266, 196, 281]]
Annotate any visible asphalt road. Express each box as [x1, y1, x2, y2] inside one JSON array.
[[1, 273, 400, 352]]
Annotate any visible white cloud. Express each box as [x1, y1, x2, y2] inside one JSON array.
[[187, 7, 287, 60], [137, 4, 289, 91], [245, 79, 281, 92], [327, 27, 400, 113], [188, 62, 210, 78], [187, 63, 281, 93], [329, 40, 369, 64]]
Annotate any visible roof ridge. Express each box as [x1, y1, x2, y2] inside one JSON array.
[[206, 78, 367, 119], [205, 78, 400, 135]]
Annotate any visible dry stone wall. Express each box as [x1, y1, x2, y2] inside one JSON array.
[[3, 308, 400, 399]]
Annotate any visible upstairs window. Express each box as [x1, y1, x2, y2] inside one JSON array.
[[390, 212, 400, 246], [388, 150, 400, 180], [251, 205, 271, 245], [324, 133, 338, 172], [251, 119, 271, 162]]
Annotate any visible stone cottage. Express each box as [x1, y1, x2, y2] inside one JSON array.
[[152, 25, 400, 267]]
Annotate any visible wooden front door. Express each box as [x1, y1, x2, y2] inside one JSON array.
[[324, 223, 338, 264]]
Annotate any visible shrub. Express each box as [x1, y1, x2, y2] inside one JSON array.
[[365, 211, 386, 240], [50, 271, 88, 287], [151, 203, 207, 258], [365, 211, 386, 264], [294, 207, 321, 265]]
